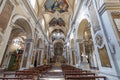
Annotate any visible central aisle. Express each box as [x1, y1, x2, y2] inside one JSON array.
[[40, 65, 65, 80]]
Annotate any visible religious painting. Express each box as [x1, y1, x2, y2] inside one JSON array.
[[0, 0, 14, 33], [49, 17, 65, 26], [44, 0, 69, 13], [98, 46, 111, 67]]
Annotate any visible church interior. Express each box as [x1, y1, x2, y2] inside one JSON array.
[[0, 0, 120, 80]]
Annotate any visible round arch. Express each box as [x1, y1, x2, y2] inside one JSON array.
[[77, 19, 89, 39], [12, 14, 33, 39], [2, 14, 34, 70], [77, 19, 98, 69]]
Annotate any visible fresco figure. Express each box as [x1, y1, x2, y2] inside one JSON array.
[[44, 0, 68, 13]]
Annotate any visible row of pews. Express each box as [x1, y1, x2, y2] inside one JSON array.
[[0, 65, 51, 80], [61, 65, 106, 80]]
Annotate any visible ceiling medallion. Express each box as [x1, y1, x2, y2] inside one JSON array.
[[44, 0, 69, 13], [95, 31, 104, 48]]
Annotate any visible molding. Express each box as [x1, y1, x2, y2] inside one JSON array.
[[98, 3, 120, 15]]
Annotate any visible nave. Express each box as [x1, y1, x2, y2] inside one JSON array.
[[0, 0, 120, 80], [0, 64, 106, 80]]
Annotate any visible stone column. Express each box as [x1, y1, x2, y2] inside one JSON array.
[[20, 39, 33, 70]]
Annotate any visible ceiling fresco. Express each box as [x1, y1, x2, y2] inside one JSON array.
[[49, 17, 65, 26], [44, 0, 69, 13], [32, 0, 76, 42]]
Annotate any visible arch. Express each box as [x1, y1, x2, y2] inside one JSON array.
[[77, 19, 89, 39], [12, 14, 33, 39], [49, 28, 66, 37], [2, 15, 34, 70], [77, 19, 98, 69]]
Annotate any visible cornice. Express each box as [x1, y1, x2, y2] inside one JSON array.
[[98, 2, 120, 15]]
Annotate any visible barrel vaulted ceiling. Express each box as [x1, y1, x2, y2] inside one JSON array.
[[33, 0, 77, 41]]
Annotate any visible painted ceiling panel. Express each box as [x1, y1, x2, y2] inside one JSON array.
[[44, 0, 69, 13]]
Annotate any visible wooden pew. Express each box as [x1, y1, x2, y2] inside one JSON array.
[[64, 72, 95, 79], [0, 77, 21, 80], [3, 72, 15, 78], [62, 65, 106, 80], [65, 76, 106, 80], [1, 65, 52, 80], [3, 71, 36, 80], [0, 77, 34, 80]]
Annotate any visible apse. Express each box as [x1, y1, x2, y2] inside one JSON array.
[[54, 42, 63, 55]]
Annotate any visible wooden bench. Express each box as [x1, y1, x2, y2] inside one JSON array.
[[0, 77, 34, 80], [64, 72, 95, 79], [1, 65, 52, 80], [0, 77, 21, 80], [3, 72, 15, 77], [15, 70, 40, 80], [62, 65, 106, 80], [3, 71, 38, 80], [65, 76, 106, 80]]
